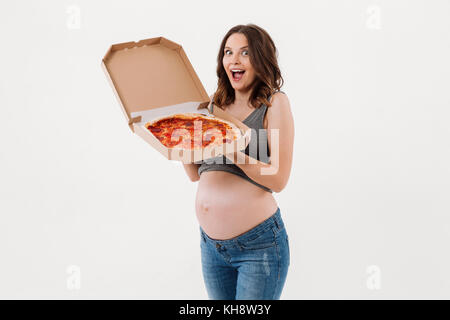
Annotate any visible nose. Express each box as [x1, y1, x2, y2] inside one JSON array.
[[231, 53, 241, 65]]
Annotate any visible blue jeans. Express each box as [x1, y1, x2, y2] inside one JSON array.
[[200, 207, 290, 300]]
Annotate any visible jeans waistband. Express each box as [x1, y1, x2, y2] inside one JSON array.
[[200, 207, 283, 246]]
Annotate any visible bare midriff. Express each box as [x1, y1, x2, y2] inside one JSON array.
[[195, 170, 278, 240]]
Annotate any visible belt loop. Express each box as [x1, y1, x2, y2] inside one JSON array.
[[274, 218, 280, 230], [200, 229, 206, 243]]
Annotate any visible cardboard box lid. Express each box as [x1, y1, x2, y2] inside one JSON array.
[[102, 36, 210, 130]]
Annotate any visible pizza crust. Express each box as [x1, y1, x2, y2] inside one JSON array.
[[144, 112, 242, 151]]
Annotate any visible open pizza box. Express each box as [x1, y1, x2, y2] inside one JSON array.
[[101, 36, 252, 163]]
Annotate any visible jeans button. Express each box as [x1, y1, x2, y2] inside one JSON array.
[[216, 243, 221, 249]]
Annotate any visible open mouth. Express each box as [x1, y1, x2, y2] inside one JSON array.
[[231, 70, 245, 81]]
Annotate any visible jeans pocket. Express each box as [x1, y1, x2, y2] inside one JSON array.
[[238, 227, 276, 250]]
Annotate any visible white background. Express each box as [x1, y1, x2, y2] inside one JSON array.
[[1, 0, 449, 299]]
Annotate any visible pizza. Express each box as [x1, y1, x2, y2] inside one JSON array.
[[144, 113, 242, 150]]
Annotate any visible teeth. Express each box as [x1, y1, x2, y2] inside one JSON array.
[[231, 69, 245, 72]]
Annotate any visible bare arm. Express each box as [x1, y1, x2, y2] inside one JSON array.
[[183, 163, 200, 182], [223, 92, 295, 193]]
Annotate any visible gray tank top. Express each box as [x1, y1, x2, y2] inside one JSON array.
[[195, 91, 285, 193]]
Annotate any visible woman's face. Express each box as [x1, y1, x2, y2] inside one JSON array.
[[222, 33, 256, 92]]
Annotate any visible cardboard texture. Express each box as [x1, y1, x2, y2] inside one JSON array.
[[101, 36, 251, 163]]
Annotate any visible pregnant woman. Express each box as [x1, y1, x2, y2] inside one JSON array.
[[183, 24, 295, 300]]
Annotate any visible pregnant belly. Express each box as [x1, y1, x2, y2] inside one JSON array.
[[195, 171, 278, 240]]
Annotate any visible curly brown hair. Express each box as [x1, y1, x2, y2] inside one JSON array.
[[211, 24, 284, 110]]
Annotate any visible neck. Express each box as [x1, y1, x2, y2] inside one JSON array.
[[234, 88, 252, 107]]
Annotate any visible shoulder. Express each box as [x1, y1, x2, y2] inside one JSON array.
[[269, 91, 289, 106], [267, 92, 292, 119], [263, 91, 292, 129]]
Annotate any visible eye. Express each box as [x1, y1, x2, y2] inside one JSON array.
[[224, 49, 248, 56]]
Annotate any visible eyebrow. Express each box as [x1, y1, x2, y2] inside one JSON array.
[[224, 46, 248, 49]]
